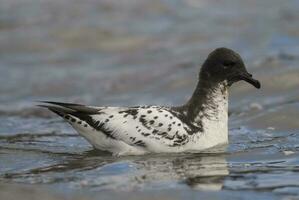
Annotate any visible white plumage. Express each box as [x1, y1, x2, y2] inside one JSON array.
[[40, 48, 261, 156], [40, 82, 228, 156]]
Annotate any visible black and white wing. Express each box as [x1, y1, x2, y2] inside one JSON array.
[[40, 101, 202, 153]]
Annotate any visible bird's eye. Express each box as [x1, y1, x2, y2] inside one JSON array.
[[222, 61, 236, 67]]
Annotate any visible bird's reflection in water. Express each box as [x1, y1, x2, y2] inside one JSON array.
[[184, 156, 228, 191], [3, 146, 228, 191], [131, 146, 228, 191]]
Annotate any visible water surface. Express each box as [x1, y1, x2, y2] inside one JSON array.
[[1, 0, 299, 199]]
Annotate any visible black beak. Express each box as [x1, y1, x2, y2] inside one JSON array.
[[238, 72, 261, 89]]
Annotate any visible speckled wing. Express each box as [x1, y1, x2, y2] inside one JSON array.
[[40, 102, 198, 150], [82, 106, 194, 149]]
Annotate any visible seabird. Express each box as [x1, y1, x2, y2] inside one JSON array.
[[40, 48, 261, 156]]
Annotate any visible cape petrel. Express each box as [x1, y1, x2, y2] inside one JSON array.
[[40, 47, 261, 156]]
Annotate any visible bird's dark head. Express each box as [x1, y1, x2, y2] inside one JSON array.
[[200, 47, 261, 89]]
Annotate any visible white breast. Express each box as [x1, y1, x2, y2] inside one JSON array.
[[191, 82, 229, 150]]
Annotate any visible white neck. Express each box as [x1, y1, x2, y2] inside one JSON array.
[[194, 82, 229, 147]]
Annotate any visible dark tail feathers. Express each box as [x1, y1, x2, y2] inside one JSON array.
[[38, 101, 100, 116]]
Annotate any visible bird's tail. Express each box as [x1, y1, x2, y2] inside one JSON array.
[[37, 101, 100, 118]]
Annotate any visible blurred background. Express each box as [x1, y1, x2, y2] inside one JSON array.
[[1, 0, 299, 199]]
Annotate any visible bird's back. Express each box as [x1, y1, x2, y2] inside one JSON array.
[[41, 102, 204, 155]]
